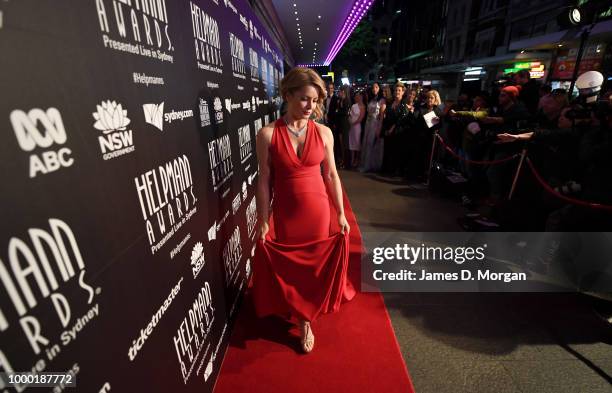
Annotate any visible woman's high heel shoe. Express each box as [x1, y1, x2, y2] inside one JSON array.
[[300, 321, 315, 353]]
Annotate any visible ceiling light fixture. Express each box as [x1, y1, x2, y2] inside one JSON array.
[[324, 0, 374, 65]]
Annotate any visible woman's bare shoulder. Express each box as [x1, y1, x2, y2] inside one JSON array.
[[313, 122, 333, 142]]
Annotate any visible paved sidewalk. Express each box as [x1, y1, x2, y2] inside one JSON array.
[[340, 169, 612, 393]]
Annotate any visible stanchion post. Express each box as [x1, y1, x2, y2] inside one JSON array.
[[508, 148, 527, 200], [426, 131, 439, 186]]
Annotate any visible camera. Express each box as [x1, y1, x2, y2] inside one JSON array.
[[565, 100, 611, 122]]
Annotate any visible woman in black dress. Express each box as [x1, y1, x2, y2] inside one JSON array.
[[381, 82, 413, 176], [334, 85, 352, 168], [414, 89, 443, 181]]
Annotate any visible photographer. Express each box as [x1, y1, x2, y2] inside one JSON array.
[[497, 72, 612, 230], [480, 86, 531, 206], [449, 95, 490, 204]]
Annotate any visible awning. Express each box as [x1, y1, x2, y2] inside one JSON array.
[[419, 51, 551, 74], [397, 49, 434, 63], [419, 62, 468, 74], [469, 51, 551, 66], [509, 19, 612, 51]]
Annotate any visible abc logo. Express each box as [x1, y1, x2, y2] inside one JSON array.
[[10, 108, 74, 178]]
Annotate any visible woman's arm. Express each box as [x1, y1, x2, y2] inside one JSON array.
[[481, 116, 505, 125], [451, 109, 489, 120], [255, 126, 273, 242], [349, 104, 360, 125], [357, 105, 366, 124], [377, 101, 387, 137], [317, 124, 350, 234], [496, 132, 534, 143]]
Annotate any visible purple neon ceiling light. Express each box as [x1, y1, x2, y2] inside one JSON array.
[[323, 0, 374, 66]]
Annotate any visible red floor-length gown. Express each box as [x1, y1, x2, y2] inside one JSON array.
[[251, 118, 356, 322]]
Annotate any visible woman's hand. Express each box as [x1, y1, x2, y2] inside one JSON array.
[[338, 213, 350, 235], [481, 116, 503, 125], [257, 221, 270, 243], [496, 132, 533, 143]]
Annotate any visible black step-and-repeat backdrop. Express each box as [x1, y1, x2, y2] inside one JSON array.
[[0, 0, 283, 391]]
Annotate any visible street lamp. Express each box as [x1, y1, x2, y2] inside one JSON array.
[[556, 4, 607, 94]]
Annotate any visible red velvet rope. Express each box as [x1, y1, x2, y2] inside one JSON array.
[[525, 158, 612, 212], [435, 134, 520, 165], [434, 133, 612, 212]]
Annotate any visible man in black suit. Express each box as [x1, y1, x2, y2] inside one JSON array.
[[324, 83, 339, 127], [323, 83, 341, 163]]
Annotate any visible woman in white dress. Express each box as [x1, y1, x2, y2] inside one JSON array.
[[359, 83, 387, 172], [348, 92, 365, 168]]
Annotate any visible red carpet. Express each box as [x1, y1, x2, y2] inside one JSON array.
[[213, 187, 415, 393]]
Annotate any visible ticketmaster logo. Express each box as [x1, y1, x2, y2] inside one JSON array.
[[143, 103, 165, 131]]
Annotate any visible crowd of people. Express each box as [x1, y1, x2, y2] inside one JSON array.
[[320, 69, 612, 230]]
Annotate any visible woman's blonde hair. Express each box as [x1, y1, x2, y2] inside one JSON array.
[[280, 67, 327, 120], [426, 90, 442, 106], [382, 85, 392, 101], [394, 81, 406, 91]]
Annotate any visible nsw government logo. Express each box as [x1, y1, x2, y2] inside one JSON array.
[[10, 107, 75, 178], [213, 97, 224, 124], [191, 241, 206, 279], [92, 100, 135, 160]]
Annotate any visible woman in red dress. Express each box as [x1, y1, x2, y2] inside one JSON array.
[[252, 67, 356, 353]]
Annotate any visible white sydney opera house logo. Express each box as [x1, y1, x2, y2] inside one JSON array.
[[143, 102, 165, 131], [93, 100, 131, 133], [208, 221, 220, 241]]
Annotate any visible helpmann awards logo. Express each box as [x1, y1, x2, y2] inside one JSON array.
[[95, 0, 174, 63], [0, 218, 101, 391]]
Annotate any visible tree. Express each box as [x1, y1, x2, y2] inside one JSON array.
[[331, 21, 378, 83]]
